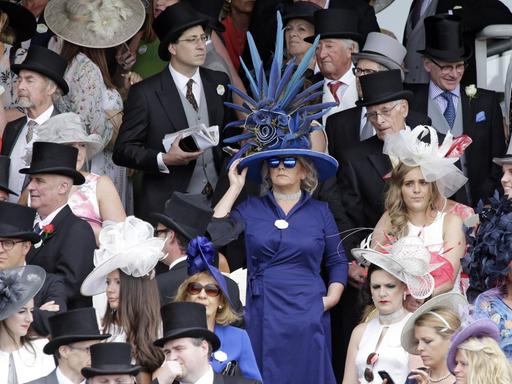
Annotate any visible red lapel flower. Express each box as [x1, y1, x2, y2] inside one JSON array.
[[42, 224, 55, 241]]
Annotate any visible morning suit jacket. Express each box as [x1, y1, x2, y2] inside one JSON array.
[[26, 369, 58, 384], [326, 107, 432, 163], [112, 67, 232, 222], [406, 83, 506, 205], [32, 272, 67, 337], [152, 372, 261, 384], [27, 205, 95, 309]]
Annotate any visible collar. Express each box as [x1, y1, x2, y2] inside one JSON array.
[[429, 81, 460, 100], [56, 367, 85, 384], [325, 64, 354, 85], [169, 255, 187, 270], [168, 63, 201, 92], [34, 204, 67, 226], [27, 104, 54, 125], [184, 365, 213, 384]]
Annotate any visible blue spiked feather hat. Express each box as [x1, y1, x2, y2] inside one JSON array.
[[223, 12, 338, 182]]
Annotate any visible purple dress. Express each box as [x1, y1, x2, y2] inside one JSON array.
[[231, 191, 348, 383]]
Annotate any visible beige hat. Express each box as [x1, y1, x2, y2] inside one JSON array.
[[44, 0, 145, 49]]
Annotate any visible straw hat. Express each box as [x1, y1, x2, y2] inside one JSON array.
[[44, 0, 145, 49]]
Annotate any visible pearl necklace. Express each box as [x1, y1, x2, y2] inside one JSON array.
[[273, 190, 301, 201], [429, 370, 452, 383], [379, 307, 407, 325]]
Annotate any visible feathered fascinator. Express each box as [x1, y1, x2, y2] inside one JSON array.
[[81, 216, 165, 296], [383, 125, 471, 197], [223, 12, 339, 181], [0, 266, 45, 321], [186, 236, 234, 308], [463, 192, 512, 292]]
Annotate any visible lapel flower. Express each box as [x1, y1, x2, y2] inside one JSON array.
[[213, 350, 228, 362], [465, 84, 477, 100], [42, 224, 55, 241], [216, 84, 225, 96]]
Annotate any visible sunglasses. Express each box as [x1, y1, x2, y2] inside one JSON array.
[[266, 157, 298, 168], [186, 282, 221, 297], [364, 352, 378, 382]]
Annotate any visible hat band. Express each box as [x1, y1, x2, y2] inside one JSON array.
[[426, 310, 451, 332]]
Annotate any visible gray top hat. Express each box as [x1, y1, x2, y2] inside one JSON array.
[[352, 32, 407, 80]]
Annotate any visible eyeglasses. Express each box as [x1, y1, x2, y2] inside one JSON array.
[[353, 67, 378, 77], [364, 102, 400, 122], [177, 34, 209, 45], [429, 58, 467, 75], [364, 352, 379, 382], [0, 239, 25, 251], [266, 157, 298, 169], [186, 282, 221, 297]]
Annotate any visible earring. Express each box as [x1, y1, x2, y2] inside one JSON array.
[[218, 305, 223, 311], [403, 292, 407, 301]]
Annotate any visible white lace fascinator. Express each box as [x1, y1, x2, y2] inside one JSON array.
[[352, 236, 443, 299], [383, 125, 471, 197], [81, 216, 165, 296]]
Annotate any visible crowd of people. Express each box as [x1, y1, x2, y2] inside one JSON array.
[[2, 0, 512, 383]]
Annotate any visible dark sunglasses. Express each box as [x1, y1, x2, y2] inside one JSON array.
[[364, 352, 378, 382], [266, 157, 298, 168], [186, 282, 221, 297]]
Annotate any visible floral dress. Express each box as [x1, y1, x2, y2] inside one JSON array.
[[0, 44, 27, 109]]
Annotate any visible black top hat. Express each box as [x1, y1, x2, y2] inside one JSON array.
[[0, 202, 39, 243], [304, 9, 361, 44], [418, 14, 472, 62], [82, 343, 140, 378], [19, 142, 85, 185], [0, 155, 17, 196], [153, 2, 209, 61], [43, 308, 111, 354], [11, 46, 69, 95], [151, 192, 213, 240], [282, 1, 322, 25], [356, 69, 413, 107], [154, 302, 220, 350], [0, 1, 36, 43], [182, 0, 225, 33]]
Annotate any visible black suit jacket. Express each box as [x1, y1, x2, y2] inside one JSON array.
[[113, 67, 232, 222], [32, 272, 67, 336], [27, 205, 96, 309], [406, 83, 505, 205]]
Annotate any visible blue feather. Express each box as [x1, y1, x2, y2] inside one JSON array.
[[224, 102, 252, 114], [240, 57, 260, 99], [223, 132, 254, 143], [227, 84, 258, 107]]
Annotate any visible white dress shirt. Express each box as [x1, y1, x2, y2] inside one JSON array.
[[183, 366, 214, 384], [33, 203, 68, 229], [56, 366, 85, 384]]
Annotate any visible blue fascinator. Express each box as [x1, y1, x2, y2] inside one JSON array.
[[463, 192, 512, 291], [0, 265, 46, 321], [223, 12, 338, 182], [186, 236, 234, 308]]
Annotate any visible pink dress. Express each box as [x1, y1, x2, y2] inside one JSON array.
[[68, 173, 102, 233]]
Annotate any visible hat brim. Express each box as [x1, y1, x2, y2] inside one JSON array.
[[418, 43, 473, 63], [304, 32, 362, 44], [0, 222, 40, 243], [352, 52, 406, 80], [493, 156, 512, 166], [43, 334, 111, 355], [158, 17, 210, 61], [0, 183, 19, 196], [11, 63, 69, 95], [356, 90, 413, 107], [19, 166, 85, 185], [80, 255, 126, 296], [447, 319, 500, 373], [150, 213, 196, 240], [153, 327, 220, 351], [283, 14, 315, 25], [0, 2, 36, 43], [238, 148, 338, 183], [401, 292, 468, 354], [82, 365, 141, 379]]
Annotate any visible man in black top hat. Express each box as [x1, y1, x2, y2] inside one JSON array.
[[113, 2, 233, 223], [27, 308, 110, 384], [0, 201, 67, 336], [153, 302, 259, 384], [1, 45, 68, 200], [153, 191, 243, 315], [407, 14, 506, 206], [21, 142, 96, 309]]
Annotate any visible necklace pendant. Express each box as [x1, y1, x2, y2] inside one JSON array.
[[274, 219, 289, 230]]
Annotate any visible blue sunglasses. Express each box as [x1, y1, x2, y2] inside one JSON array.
[[266, 157, 298, 168]]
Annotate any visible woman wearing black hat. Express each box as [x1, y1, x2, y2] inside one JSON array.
[[0, 266, 55, 383]]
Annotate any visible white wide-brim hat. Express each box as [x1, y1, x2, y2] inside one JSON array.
[[401, 292, 468, 354]]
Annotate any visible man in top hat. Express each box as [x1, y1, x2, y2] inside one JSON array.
[[27, 308, 110, 384], [153, 302, 260, 384], [407, 14, 506, 206], [403, 0, 512, 85], [113, 2, 233, 223], [0, 155, 17, 202], [22, 142, 96, 309], [1, 45, 68, 200], [305, 8, 361, 123], [154, 191, 243, 315], [0, 201, 67, 336]]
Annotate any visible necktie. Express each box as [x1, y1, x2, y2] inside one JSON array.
[[186, 79, 199, 112], [411, 0, 424, 29], [33, 222, 42, 235], [440, 91, 456, 128], [25, 120, 37, 143], [8, 353, 18, 384], [360, 118, 374, 141], [328, 81, 342, 105]]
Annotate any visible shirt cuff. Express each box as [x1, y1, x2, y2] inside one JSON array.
[[157, 153, 170, 174]]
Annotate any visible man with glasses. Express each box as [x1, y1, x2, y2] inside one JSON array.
[[407, 15, 506, 206], [27, 308, 110, 384], [113, 2, 233, 223]]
